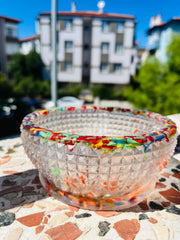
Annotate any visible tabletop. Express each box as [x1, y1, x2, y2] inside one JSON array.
[[0, 114, 180, 240]]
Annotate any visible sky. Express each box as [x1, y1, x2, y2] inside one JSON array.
[[1, 0, 180, 48]]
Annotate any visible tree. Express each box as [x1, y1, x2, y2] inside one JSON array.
[[167, 35, 180, 74], [13, 76, 50, 98], [0, 72, 13, 99], [8, 53, 27, 80], [9, 50, 42, 80], [26, 50, 42, 79], [9, 50, 50, 98], [122, 35, 180, 115]]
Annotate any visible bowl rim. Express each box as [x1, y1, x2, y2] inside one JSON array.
[[21, 106, 177, 151]]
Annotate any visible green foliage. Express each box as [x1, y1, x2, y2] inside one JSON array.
[[0, 72, 13, 99], [13, 76, 50, 98], [8, 50, 49, 99], [122, 36, 180, 115], [58, 83, 84, 98], [91, 84, 115, 99], [167, 35, 180, 74], [9, 50, 42, 80], [8, 53, 27, 79], [25, 50, 42, 79]]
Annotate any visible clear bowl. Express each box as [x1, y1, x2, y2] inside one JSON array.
[[21, 106, 177, 210]]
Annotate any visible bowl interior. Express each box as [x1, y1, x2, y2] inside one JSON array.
[[35, 108, 164, 137]]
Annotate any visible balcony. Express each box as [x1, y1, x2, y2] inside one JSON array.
[[147, 40, 160, 51]]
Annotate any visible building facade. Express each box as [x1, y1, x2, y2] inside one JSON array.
[[37, 7, 137, 84], [147, 15, 180, 62], [0, 15, 20, 74], [19, 35, 40, 55]]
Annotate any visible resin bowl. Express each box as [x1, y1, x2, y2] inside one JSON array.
[[21, 106, 177, 210]]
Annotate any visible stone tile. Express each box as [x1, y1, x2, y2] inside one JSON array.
[[3, 170, 19, 174], [23, 186, 35, 193], [4, 192, 18, 199], [35, 225, 45, 234], [16, 211, 44, 227], [166, 206, 180, 215], [161, 172, 171, 178], [155, 182, 166, 189], [32, 176, 41, 184], [0, 212, 15, 227], [148, 217, 158, 224], [3, 227, 23, 240], [65, 211, 74, 217], [171, 182, 180, 191], [139, 213, 149, 220], [48, 213, 69, 227], [2, 179, 16, 186], [98, 221, 110, 236], [75, 213, 92, 218], [161, 201, 170, 207], [11, 197, 25, 205], [0, 155, 11, 165], [36, 201, 66, 211], [138, 199, 149, 210], [69, 205, 79, 212], [42, 216, 49, 224], [23, 202, 35, 208], [159, 188, 180, 204], [95, 211, 121, 217], [172, 173, 180, 179], [149, 201, 164, 210], [0, 186, 22, 197], [113, 219, 140, 240], [45, 222, 82, 240], [53, 205, 68, 211]]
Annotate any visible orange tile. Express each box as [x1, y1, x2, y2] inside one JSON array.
[[17, 212, 44, 227], [114, 219, 140, 240], [159, 188, 180, 204], [45, 222, 82, 240]]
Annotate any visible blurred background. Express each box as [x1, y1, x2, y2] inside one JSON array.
[[1, 0, 180, 138]]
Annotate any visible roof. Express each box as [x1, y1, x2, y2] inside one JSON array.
[[19, 35, 38, 42], [0, 14, 21, 23], [38, 11, 135, 20], [147, 17, 180, 33]]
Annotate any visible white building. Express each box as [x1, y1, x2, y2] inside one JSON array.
[[37, 3, 137, 84], [147, 15, 180, 62], [0, 15, 20, 74], [19, 35, 40, 55]]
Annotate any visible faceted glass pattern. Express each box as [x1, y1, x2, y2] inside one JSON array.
[[21, 109, 177, 210]]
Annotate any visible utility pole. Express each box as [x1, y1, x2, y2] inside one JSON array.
[[51, 0, 58, 107]]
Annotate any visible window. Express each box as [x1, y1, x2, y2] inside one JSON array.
[[65, 41, 73, 52], [6, 27, 14, 37], [101, 42, 109, 54], [65, 19, 73, 31], [116, 22, 124, 33], [113, 63, 122, 73], [84, 44, 89, 50], [65, 61, 73, 72], [102, 21, 110, 33], [100, 63, 109, 73], [83, 63, 89, 68], [131, 56, 134, 63], [115, 43, 123, 53], [84, 25, 90, 31]]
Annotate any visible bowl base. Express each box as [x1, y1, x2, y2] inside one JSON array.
[[39, 173, 155, 211]]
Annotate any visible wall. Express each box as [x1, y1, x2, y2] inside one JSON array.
[[39, 16, 83, 82], [6, 42, 19, 55], [90, 18, 135, 84]]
